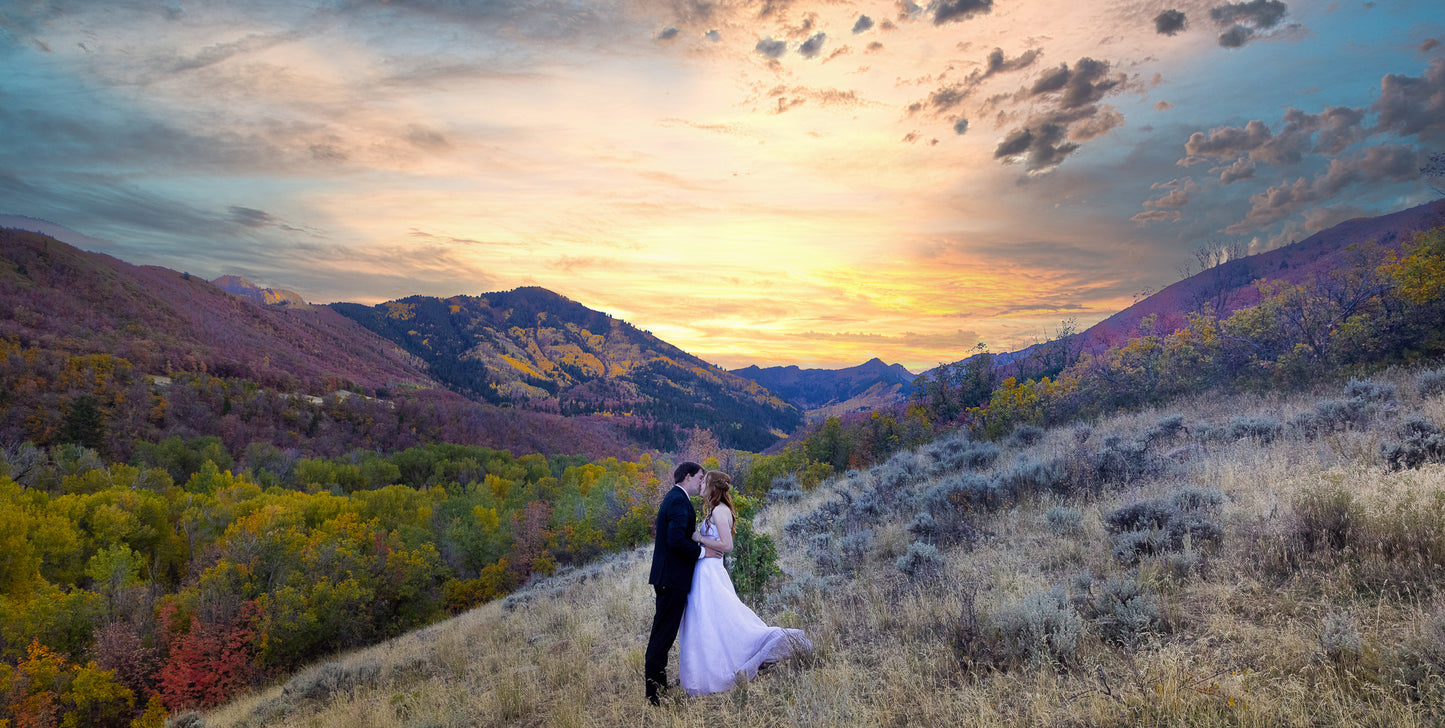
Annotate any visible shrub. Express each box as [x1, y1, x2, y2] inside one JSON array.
[[1319, 610, 1363, 664], [283, 660, 382, 703], [1388, 607, 1445, 704], [1345, 377, 1397, 404], [908, 510, 939, 543], [1418, 368, 1445, 399], [838, 529, 875, 574], [1107, 490, 1224, 564], [1381, 416, 1445, 470], [1044, 506, 1084, 535], [730, 518, 782, 601], [811, 533, 841, 576], [997, 454, 1068, 499], [766, 575, 834, 610], [895, 541, 944, 580], [167, 714, 206, 728], [1009, 424, 1045, 448], [784, 496, 850, 539], [1141, 414, 1187, 448], [1088, 575, 1159, 649], [991, 588, 1084, 669], [1224, 415, 1282, 443], [767, 476, 804, 503], [1295, 398, 1377, 434], [1292, 486, 1358, 553]]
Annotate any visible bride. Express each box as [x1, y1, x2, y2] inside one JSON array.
[[677, 470, 811, 696]]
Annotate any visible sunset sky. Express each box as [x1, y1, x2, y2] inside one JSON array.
[[1, 0, 1442, 371]]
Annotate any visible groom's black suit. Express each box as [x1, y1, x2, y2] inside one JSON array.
[[645, 483, 702, 704]]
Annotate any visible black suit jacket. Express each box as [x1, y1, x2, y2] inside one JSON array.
[[648, 485, 702, 590]]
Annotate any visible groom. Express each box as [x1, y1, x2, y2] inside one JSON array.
[[644, 461, 705, 705]]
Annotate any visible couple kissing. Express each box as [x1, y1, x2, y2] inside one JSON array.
[[644, 461, 811, 705]]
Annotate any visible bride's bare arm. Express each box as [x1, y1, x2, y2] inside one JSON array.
[[695, 505, 734, 555]]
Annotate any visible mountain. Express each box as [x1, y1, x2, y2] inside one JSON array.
[[0, 227, 433, 394], [331, 288, 802, 451], [731, 358, 916, 421], [1075, 199, 1445, 356], [921, 199, 1445, 382], [212, 274, 308, 307]]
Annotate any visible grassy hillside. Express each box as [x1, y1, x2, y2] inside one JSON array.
[[198, 366, 1445, 727]]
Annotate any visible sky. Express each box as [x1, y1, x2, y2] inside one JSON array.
[[1, 0, 1442, 372]]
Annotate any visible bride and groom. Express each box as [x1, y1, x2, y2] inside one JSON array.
[[644, 461, 811, 705]]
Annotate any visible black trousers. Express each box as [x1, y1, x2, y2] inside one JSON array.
[[644, 584, 688, 704]]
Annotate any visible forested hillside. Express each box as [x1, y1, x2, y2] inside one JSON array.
[[333, 287, 802, 451], [0, 439, 689, 724]]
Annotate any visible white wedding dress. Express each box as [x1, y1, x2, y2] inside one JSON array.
[[677, 516, 812, 696]]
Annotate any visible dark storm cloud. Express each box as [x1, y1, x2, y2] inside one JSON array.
[[657, 27, 681, 40], [1027, 58, 1121, 109], [993, 124, 1079, 171], [1218, 24, 1252, 48], [853, 15, 875, 33], [799, 32, 827, 59], [983, 47, 1041, 77], [1155, 9, 1187, 35], [992, 58, 1128, 170], [1226, 145, 1420, 232], [929, 0, 993, 26], [755, 37, 788, 58], [1209, 0, 1288, 30], [1371, 59, 1445, 139]]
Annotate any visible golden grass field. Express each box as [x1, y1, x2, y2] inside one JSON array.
[[196, 371, 1445, 728]]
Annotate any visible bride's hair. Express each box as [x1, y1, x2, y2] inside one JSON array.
[[703, 470, 736, 540]]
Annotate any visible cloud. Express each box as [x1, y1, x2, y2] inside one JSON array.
[[1155, 9, 1188, 35], [853, 15, 875, 33], [1225, 145, 1421, 232], [1131, 209, 1182, 224], [1371, 58, 1445, 140], [1213, 157, 1257, 183], [1209, 0, 1288, 47], [1181, 107, 1367, 166], [1027, 58, 1122, 109], [705, 29, 722, 41], [656, 27, 680, 41], [1209, 0, 1288, 29], [765, 85, 864, 114], [953, 118, 969, 135], [1155, 100, 1174, 111], [1143, 178, 1199, 208], [1423, 38, 1441, 53], [1218, 24, 1252, 48], [994, 124, 1080, 172], [929, 0, 993, 25], [907, 84, 971, 115], [229, 206, 277, 228], [755, 37, 788, 59], [983, 47, 1042, 77], [799, 32, 827, 59]]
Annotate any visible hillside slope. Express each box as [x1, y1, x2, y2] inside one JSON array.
[[1077, 199, 1445, 354], [333, 287, 802, 450], [199, 368, 1445, 727], [0, 228, 434, 395]]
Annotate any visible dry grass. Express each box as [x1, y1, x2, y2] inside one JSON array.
[[197, 374, 1445, 728]]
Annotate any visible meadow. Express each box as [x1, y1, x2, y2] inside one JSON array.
[[194, 366, 1445, 727]]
